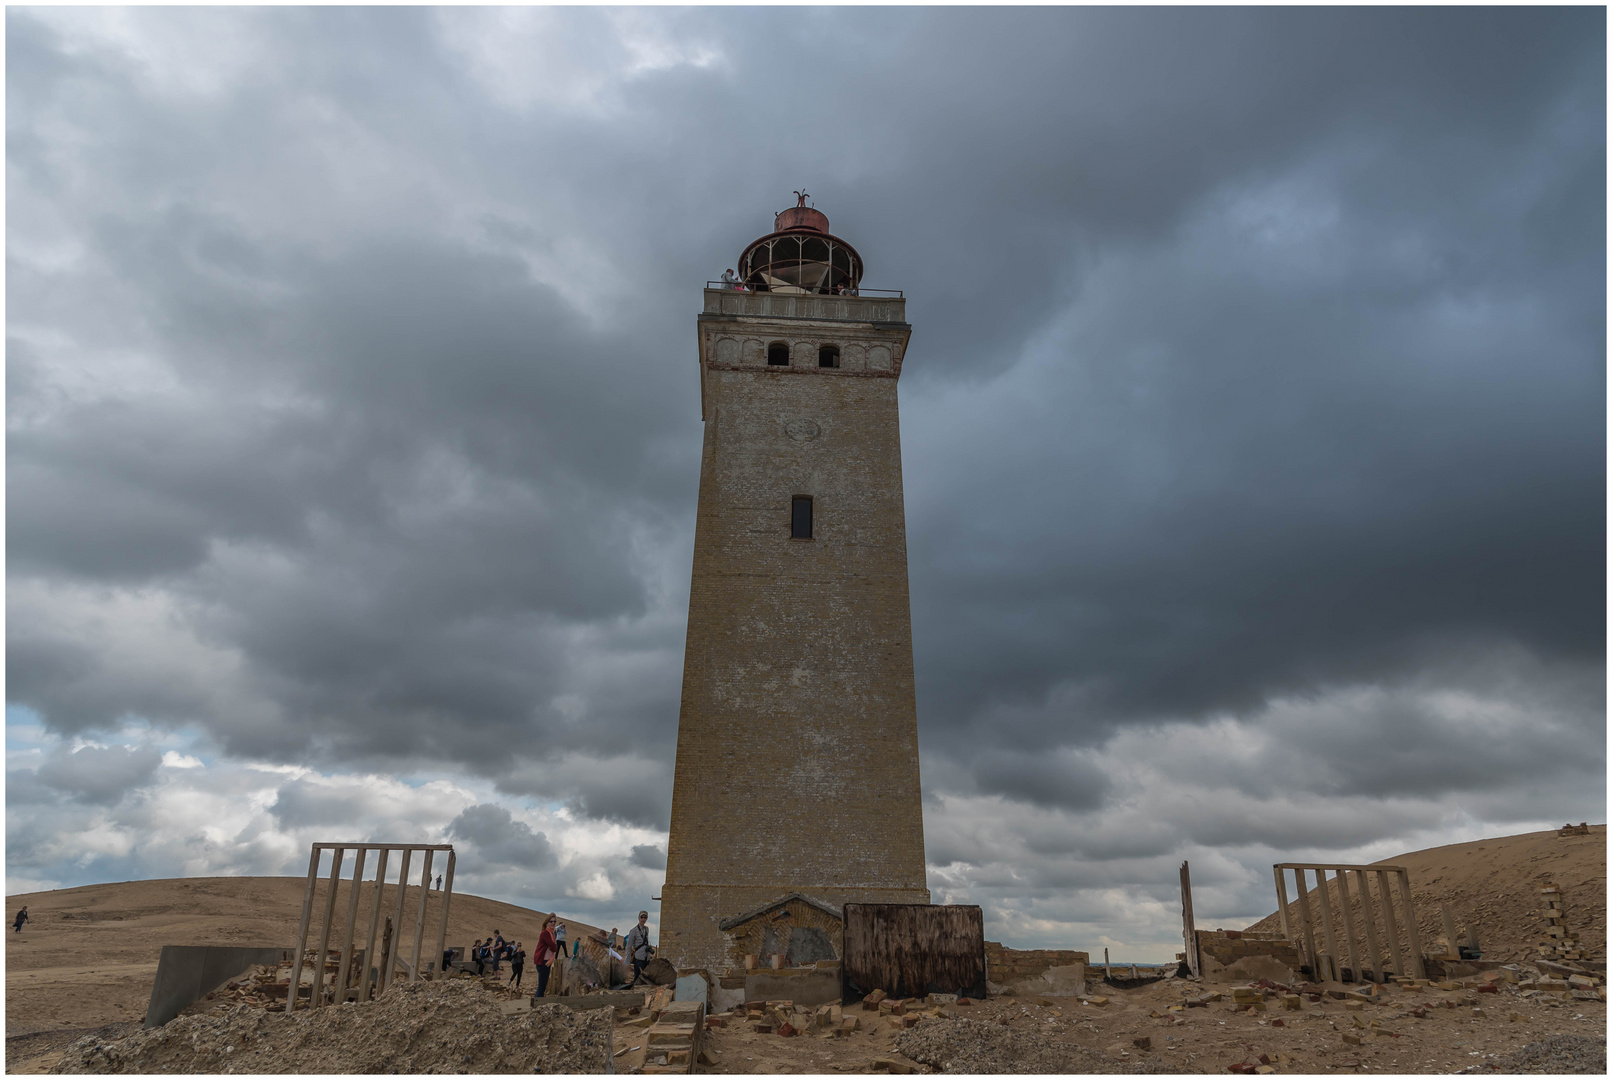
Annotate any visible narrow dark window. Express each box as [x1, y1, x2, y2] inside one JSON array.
[[818, 345, 840, 368], [767, 342, 790, 366], [791, 496, 813, 539]]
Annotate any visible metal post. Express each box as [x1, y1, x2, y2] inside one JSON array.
[[1314, 869, 1341, 983], [1396, 869, 1427, 978], [358, 848, 390, 1002], [1273, 865, 1292, 945], [312, 847, 345, 1007], [1352, 869, 1384, 982], [410, 850, 435, 981], [287, 845, 321, 1012], [1334, 867, 1363, 983], [334, 846, 368, 1001], [385, 849, 413, 989], [1292, 868, 1319, 976], [432, 849, 457, 981], [1376, 869, 1404, 977]]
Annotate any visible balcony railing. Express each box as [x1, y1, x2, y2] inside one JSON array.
[[705, 281, 903, 298]]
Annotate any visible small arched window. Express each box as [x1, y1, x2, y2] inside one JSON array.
[[818, 345, 840, 369], [767, 342, 790, 366]]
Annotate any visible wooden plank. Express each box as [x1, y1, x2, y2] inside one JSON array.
[[309, 843, 457, 852], [358, 848, 389, 1001], [334, 847, 368, 996], [1314, 869, 1341, 983], [410, 850, 434, 981], [312, 847, 345, 1008], [1334, 867, 1362, 983], [1180, 861, 1199, 978], [1396, 869, 1427, 979], [1375, 869, 1404, 977], [1352, 869, 1384, 983], [841, 904, 986, 1002], [385, 849, 413, 990], [1293, 868, 1319, 977], [432, 849, 456, 981], [1273, 865, 1292, 946], [287, 845, 321, 1012]]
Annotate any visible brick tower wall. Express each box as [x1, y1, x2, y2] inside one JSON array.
[[660, 295, 930, 971]]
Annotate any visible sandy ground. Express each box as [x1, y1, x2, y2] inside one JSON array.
[[1246, 827, 1606, 965], [3, 875, 606, 1060], [682, 979, 1605, 1074]]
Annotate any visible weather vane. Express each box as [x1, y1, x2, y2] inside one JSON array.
[[794, 190, 811, 207]]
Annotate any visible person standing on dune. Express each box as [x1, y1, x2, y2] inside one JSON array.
[[12, 906, 27, 933]]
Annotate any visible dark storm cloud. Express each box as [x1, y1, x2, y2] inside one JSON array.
[[35, 745, 162, 805], [629, 845, 667, 871], [446, 804, 557, 869], [6, 5, 1603, 933]]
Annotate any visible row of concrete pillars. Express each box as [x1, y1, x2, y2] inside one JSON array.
[[1274, 863, 1427, 983], [286, 843, 457, 1011]]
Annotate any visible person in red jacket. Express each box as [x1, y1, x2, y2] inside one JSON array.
[[534, 915, 559, 998]]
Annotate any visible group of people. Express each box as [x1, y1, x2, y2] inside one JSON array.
[[464, 908, 655, 1000]]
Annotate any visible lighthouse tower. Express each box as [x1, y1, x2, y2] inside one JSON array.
[[659, 200, 930, 972]]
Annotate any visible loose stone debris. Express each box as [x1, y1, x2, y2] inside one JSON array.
[[894, 1015, 1168, 1073], [49, 979, 612, 1074]]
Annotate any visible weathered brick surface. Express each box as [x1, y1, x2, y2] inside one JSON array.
[[983, 942, 1091, 983], [1196, 930, 1303, 969], [660, 292, 929, 971]]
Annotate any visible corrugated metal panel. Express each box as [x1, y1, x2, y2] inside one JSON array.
[[841, 904, 987, 1002]]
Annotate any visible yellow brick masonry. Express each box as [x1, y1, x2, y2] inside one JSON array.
[[659, 296, 930, 971]]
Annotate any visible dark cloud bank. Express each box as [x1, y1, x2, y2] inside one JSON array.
[[6, 7, 1603, 953]]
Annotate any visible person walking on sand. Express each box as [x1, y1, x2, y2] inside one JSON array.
[[12, 906, 27, 933], [471, 938, 486, 976], [626, 911, 653, 986], [509, 942, 526, 990], [554, 921, 567, 957], [534, 916, 559, 998]]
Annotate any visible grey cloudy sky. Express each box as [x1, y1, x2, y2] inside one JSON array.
[[6, 6, 1604, 959]]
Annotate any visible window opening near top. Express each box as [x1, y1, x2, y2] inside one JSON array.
[[767, 342, 790, 366], [791, 496, 813, 539], [818, 345, 840, 368]]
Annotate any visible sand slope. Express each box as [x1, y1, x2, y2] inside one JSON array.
[[4, 876, 606, 1038], [1246, 826, 1606, 965]]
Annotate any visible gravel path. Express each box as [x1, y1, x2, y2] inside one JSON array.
[[1461, 1033, 1606, 1074]]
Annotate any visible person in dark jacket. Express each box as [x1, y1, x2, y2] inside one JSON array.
[[625, 911, 653, 986], [509, 942, 526, 989], [12, 906, 28, 933]]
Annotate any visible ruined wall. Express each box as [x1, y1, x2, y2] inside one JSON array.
[[1196, 930, 1304, 970], [983, 942, 1091, 986], [660, 297, 929, 971]]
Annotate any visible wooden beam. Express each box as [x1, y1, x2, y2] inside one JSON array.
[[385, 849, 413, 990], [410, 850, 435, 982], [1396, 869, 1427, 979], [432, 850, 457, 981], [287, 844, 320, 1013], [312, 847, 345, 1008], [1292, 868, 1319, 977], [1314, 868, 1341, 983], [1375, 869, 1404, 977], [1352, 869, 1384, 982], [334, 847, 368, 998], [358, 848, 390, 1002], [1273, 865, 1292, 946]]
